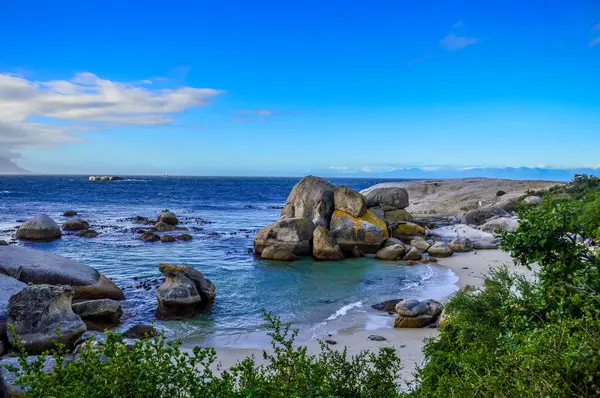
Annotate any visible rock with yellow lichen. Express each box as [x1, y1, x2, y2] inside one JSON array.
[[330, 209, 389, 254], [254, 217, 315, 257], [393, 222, 426, 241]]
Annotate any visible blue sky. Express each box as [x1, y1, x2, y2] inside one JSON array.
[[0, 0, 599, 177]]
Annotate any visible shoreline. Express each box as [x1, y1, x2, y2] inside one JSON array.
[[183, 249, 524, 383]]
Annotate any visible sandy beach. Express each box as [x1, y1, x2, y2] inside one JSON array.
[[183, 249, 528, 385]]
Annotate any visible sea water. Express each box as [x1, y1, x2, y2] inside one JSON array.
[[0, 175, 457, 347]]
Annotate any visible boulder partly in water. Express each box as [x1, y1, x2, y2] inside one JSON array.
[[72, 299, 123, 331], [312, 227, 344, 261], [15, 214, 62, 241], [254, 217, 315, 257], [62, 219, 90, 231], [330, 209, 389, 254]]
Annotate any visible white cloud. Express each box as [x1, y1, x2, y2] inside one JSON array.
[[590, 37, 600, 47], [0, 72, 222, 158], [440, 33, 480, 51]]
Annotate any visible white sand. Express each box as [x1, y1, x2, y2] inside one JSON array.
[[183, 249, 526, 385]]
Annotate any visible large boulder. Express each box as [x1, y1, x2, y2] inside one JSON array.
[[333, 186, 366, 218], [392, 222, 426, 241], [364, 187, 409, 211], [280, 176, 335, 228], [254, 218, 315, 256], [523, 196, 542, 206], [402, 247, 423, 261], [376, 244, 406, 261], [156, 264, 214, 320], [479, 217, 520, 234], [15, 215, 61, 241], [71, 299, 123, 331], [330, 210, 389, 253], [394, 299, 443, 328], [427, 242, 454, 258], [461, 206, 510, 226], [449, 237, 474, 253], [371, 299, 403, 312], [7, 285, 86, 354], [0, 274, 27, 340], [410, 237, 431, 252], [312, 227, 344, 261], [429, 225, 495, 243], [62, 219, 90, 231], [0, 246, 124, 301], [158, 211, 179, 226]]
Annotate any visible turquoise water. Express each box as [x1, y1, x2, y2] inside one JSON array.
[[0, 176, 458, 346]]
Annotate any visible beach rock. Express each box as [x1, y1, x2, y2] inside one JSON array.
[[351, 246, 365, 258], [368, 335, 387, 342], [410, 237, 431, 252], [499, 197, 519, 212], [429, 257, 438, 262], [449, 237, 474, 253], [402, 247, 423, 261], [0, 274, 27, 340], [8, 285, 86, 354], [261, 246, 298, 261], [63, 210, 78, 217], [371, 299, 403, 312], [0, 240, 7, 246], [325, 339, 337, 345], [393, 222, 426, 241], [176, 234, 193, 241], [254, 217, 315, 256], [523, 195, 542, 206], [330, 209, 389, 254], [123, 325, 156, 339], [383, 209, 413, 223], [394, 299, 443, 329], [280, 176, 335, 228], [154, 222, 176, 232], [429, 225, 495, 243], [333, 186, 366, 218], [427, 242, 454, 258], [156, 268, 201, 320], [461, 206, 510, 226], [140, 231, 160, 242], [158, 211, 179, 225], [62, 218, 89, 231], [368, 205, 385, 220], [479, 217, 520, 234], [77, 229, 99, 238], [312, 227, 344, 261], [473, 241, 499, 250], [383, 237, 405, 247], [376, 244, 406, 261], [0, 246, 125, 301], [72, 299, 123, 331], [364, 187, 409, 211], [160, 264, 216, 303], [15, 214, 62, 241], [160, 235, 176, 243]]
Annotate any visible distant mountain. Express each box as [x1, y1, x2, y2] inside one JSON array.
[[0, 158, 31, 174]]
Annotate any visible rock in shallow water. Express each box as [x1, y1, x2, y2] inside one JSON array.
[[62, 218, 90, 231], [156, 264, 215, 320], [376, 244, 406, 261], [158, 211, 179, 225], [312, 226, 344, 261], [8, 284, 86, 354], [140, 231, 160, 242], [280, 176, 335, 228], [330, 209, 388, 254], [123, 324, 157, 339], [427, 242, 454, 258], [254, 217, 315, 257], [15, 214, 62, 241], [72, 299, 123, 331], [77, 229, 99, 238]]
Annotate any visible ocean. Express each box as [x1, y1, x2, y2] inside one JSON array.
[[0, 175, 457, 347]]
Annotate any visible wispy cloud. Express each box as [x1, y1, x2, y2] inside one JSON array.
[[236, 109, 274, 116], [590, 37, 600, 47], [440, 33, 480, 51], [0, 72, 222, 158], [594, 23, 600, 31], [453, 21, 463, 28], [408, 53, 429, 67]]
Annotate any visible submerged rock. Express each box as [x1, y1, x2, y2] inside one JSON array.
[[313, 227, 344, 261], [77, 229, 99, 238], [330, 209, 388, 254], [261, 246, 298, 261], [63, 210, 78, 217], [72, 299, 123, 331], [15, 214, 62, 241], [140, 232, 160, 242], [0, 246, 124, 300], [62, 218, 90, 231], [254, 217, 315, 257], [176, 234, 193, 241], [8, 285, 86, 354], [280, 176, 335, 228]]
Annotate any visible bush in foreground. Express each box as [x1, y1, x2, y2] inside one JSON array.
[[6, 310, 403, 397]]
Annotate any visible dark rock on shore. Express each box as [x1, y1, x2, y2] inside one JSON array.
[[8, 285, 86, 354], [394, 299, 443, 328], [15, 214, 62, 241], [0, 241, 7, 246], [0, 274, 27, 340], [0, 246, 124, 301], [72, 299, 123, 331], [371, 299, 403, 312], [123, 325, 156, 339]]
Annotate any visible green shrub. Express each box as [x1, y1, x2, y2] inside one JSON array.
[[6, 310, 404, 398], [412, 203, 600, 397]]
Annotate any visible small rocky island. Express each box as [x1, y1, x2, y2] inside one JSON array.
[[88, 176, 123, 181]]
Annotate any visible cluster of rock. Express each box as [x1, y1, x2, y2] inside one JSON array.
[[371, 298, 444, 328], [88, 176, 122, 181], [136, 210, 193, 243], [0, 246, 125, 355], [253, 175, 526, 264], [13, 213, 100, 241]]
